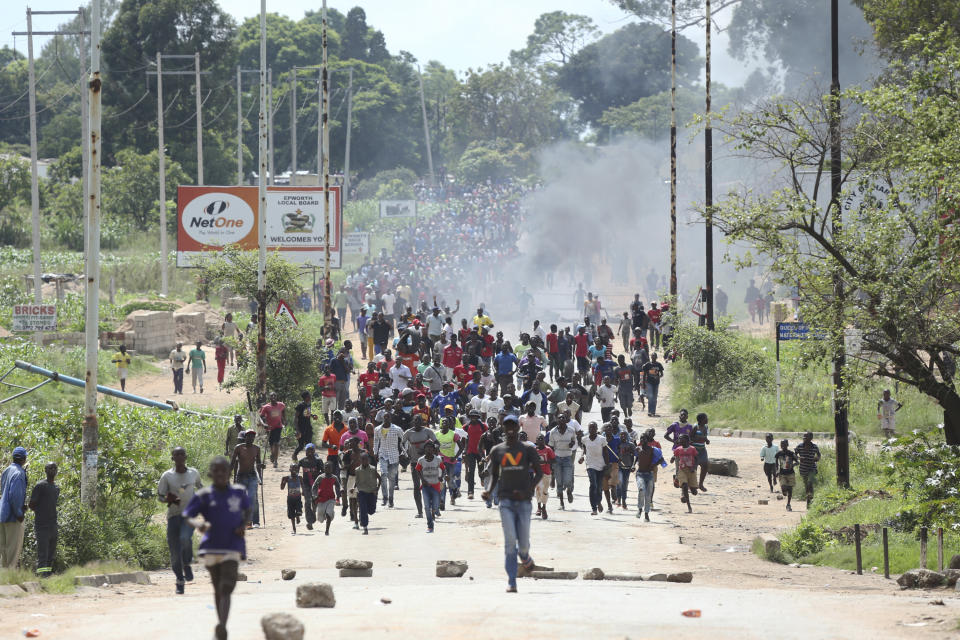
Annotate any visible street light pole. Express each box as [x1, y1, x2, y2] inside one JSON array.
[[321, 0, 333, 331], [669, 0, 678, 300], [255, 0, 268, 407]]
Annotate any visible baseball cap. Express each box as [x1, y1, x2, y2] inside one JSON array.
[[12, 446, 27, 458], [305, 443, 316, 450], [444, 404, 454, 411], [502, 414, 519, 424]]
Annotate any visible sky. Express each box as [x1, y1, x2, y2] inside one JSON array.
[[1, 0, 754, 86]]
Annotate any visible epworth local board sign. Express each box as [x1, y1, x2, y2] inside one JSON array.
[[12, 304, 57, 332], [176, 186, 342, 268]]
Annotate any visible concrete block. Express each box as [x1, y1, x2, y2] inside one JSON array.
[[755, 534, 781, 558], [338, 568, 372, 578], [0, 584, 25, 596], [531, 571, 577, 579]]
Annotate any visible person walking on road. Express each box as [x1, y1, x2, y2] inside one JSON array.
[[258, 393, 286, 469], [292, 391, 316, 461], [534, 434, 555, 520], [795, 432, 822, 509], [169, 343, 187, 394], [691, 413, 711, 492], [415, 441, 445, 532], [230, 431, 264, 528], [579, 422, 608, 516], [183, 456, 251, 640], [111, 345, 132, 392], [641, 353, 664, 417], [297, 444, 322, 530], [775, 439, 799, 511], [186, 341, 207, 394], [403, 417, 439, 518], [760, 433, 779, 492], [482, 415, 542, 593], [158, 447, 202, 594], [548, 414, 580, 509], [0, 447, 28, 568], [354, 453, 382, 535], [635, 434, 667, 521], [373, 418, 403, 508]]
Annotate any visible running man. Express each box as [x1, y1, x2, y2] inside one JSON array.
[[760, 433, 779, 492], [579, 421, 608, 516], [534, 434, 555, 520], [670, 433, 699, 513], [229, 430, 263, 528], [258, 393, 286, 469], [775, 439, 799, 511], [635, 434, 667, 520], [157, 447, 202, 594], [482, 415, 542, 593], [794, 432, 821, 508], [183, 456, 250, 640]]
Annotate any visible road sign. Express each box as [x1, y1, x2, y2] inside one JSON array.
[[342, 231, 369, 254], [12, 304, 56, 332], [777, 322, 827, 341], [691, 287, 705, 317], [275, 299, 298, 326], [379, 199, 416, 219]]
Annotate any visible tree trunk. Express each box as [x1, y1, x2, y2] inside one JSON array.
[[942, 392, 960, 446]]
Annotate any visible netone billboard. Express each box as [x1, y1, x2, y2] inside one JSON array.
[[176, 185, 341, 267]]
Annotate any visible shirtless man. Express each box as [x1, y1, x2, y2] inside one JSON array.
[[230, 430, 264, 528]]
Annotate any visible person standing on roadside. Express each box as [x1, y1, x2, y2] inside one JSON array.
[[760, 433, 779, 492], [186, 341, 207, 394], [183, 456, 250, 640], [258, 393, 286, 469], [230, 431, 264, 528], [157, 447, 203, 594], [169, 343, 187, 394], [0, 447, 28, 568], [794, 432, 821, 509], [482, 415, 542, 593], [28, 462, 59, 577], [877, 389, 903, 439], [111, 345, 132, 392]]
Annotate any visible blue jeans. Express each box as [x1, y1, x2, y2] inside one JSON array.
[[586, 468, 603, 510], [618, 468, 631, 503], [498, 498, 532, 588], [421, 486, 441, 528], [237, 473, 260, 525], [555, 456, 574, 493], [636, 471, 654, 513], [166, 515, 194, 585], [357, 490, 377, 528], [645, 382, 659, 415], [379, 459, 399, 503]]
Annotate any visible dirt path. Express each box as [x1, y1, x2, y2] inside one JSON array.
[[124, 346, 243, 412]]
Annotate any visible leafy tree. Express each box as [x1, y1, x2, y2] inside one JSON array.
[[600, 87, 704, 139], [196, 246, 300, 312], [455, 140, 533, 183], [102, 148, 188, 231], [509, 11, 600, 70], [556, 23, 700, 127], [854, 0, 960, 59], [710, 34, 960, 444]]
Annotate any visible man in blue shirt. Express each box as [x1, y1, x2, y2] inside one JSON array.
[[494, 344, 518, 396], [0, 446, 28, 568], [329, 350, 351, 410]]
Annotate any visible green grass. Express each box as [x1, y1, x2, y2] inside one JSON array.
[[0, 560, 138, 593], [802, 532, 960, 574], [669, 336, 942, 437]]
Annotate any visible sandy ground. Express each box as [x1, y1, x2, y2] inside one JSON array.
[[123, 345, 244, 411], [12, 281, 954, 638]]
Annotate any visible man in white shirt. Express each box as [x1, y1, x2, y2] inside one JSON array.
[[877, 389, 902, 438], [596, 376, 617, 423], [389, 359, 412, 392], [469, 387, 486, 414], [578, 421, 608, 515], [426, 307, 445, 342], [531, 320, 547, 346], [557, 393, 581, 421], [481, 389, 505, 421], [381, 291, 397, 327], [548, 413, 582, 508]]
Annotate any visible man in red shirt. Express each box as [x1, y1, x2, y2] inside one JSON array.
[[462, 410, 487, 499], [453, 361, 476, 388], [442, 336, 463, 381], [357, 362, 380, 401], [258, 392, 286, 469], [670, 433, 699, 513], [480, 328, 495, 365], [647, 302, 663, 350], [545, 324, 560, 382], [574, 326, 591, 375], [317, 366, 338, 423], [535, 434, 556, 519]]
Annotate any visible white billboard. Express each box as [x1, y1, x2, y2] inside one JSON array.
[[342, 231, 370, 255], [379, 199, 416, 219]]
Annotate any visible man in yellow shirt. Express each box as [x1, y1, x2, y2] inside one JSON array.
[[111, 345, 132, 392], [472, 307, 494, 330]]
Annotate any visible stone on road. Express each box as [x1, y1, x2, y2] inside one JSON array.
[[261, 612, 305, 640], [295, 583, 336, 608], [435, 561, 468, 577], [281, 569, 296, 581]]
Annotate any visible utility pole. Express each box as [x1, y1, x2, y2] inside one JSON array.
[[237, 65, 242, 184], [148, 54, 209, 291], [829, 0, 849, 487], [17, 9, 86, 341], [290, 70, 297, 178], [195, 52, 203, 185], [256, 0, 268, 407], [321, 0, 333, 329], [156, 52, 168, 296], [669, 0, 678, 299], [343, 67, 353, 208], [268, 67, 274, 185], [84, 0, 103, 509], [235, 67, 260, 185], [416, 65, 435, 186], [317, 66, 323, 178], [80, 14, 89, 266], [704, 0, 715, 330]]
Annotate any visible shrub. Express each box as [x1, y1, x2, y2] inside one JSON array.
[[781, 520, 832, 559], [885, 427, 960, 532], [354, 168, 418, 201]]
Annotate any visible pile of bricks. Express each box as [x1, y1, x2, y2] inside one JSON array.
[[174, 311, 206, 344], [130, 310, 175, 356]]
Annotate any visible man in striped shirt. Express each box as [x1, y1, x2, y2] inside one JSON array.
[[374, 418, 404, 508], [794, 432, 821, 509]]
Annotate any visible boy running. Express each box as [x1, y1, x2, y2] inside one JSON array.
[[280, 463, 303, 534], [312, 461, 342, 536], [760, 433, 779, 492], [534, 434, 555, 520], [670, 434, 699, 513], [795, 432, 821, 508], [775, 439, 799, 511], [415, 441, 446, 532]]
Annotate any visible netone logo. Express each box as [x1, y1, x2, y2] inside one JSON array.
[[183, 192, 254, 246]]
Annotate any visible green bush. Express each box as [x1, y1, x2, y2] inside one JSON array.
[[0, 403, 225, 571], [669, 319, 773, 404], [118, 300, 179, 316], [354, 168, 418, 201], [781, 520, 832, 558]]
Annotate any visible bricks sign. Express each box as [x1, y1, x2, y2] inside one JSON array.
[[12, 305, 57, 332]]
